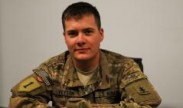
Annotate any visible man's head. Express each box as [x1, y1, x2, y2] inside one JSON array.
[[62, 2, 104, 70], [62, 2, 101, 31]]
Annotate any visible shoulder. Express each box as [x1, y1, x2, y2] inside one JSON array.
[[34, 51, 70, 72], [32, 51, 70, 86], [101, 49, 142, 71], [11, 51, 70, 95], [101, 49, 130, 62], [42, 51, 69, 67], [101, 49, 141, 65]]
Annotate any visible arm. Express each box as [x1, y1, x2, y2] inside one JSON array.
[[9, 73, 52, 108], [119, 58, 161, 108]]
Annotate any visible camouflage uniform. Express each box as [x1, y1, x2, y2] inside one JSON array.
[[9, 49, 161, 108]]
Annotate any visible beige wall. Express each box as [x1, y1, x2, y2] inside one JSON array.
[[0, 0, 183, 107]]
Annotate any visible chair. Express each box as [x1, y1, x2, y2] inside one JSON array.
[[130, 57, 143, 72]]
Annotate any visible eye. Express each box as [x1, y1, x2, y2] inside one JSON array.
[[67, 30, 78, 38], [83, 29, 94, 36]]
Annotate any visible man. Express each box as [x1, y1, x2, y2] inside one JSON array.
[[9, 2, 161, 108]]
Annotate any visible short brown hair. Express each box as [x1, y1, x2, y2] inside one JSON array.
[[62, 2, 101, 31]]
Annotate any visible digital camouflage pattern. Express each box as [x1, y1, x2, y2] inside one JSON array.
[[9, 49, 161, 108]]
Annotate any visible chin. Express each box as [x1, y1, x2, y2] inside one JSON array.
[[74, 55, 92, 61]]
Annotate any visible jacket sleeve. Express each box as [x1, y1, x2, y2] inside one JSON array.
[[119, 58, 162, 108], [9, 73, 53, 108]]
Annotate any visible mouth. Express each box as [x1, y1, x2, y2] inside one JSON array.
[[74, 48, 90, 52]]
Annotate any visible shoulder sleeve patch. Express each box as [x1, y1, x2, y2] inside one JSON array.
[[18, 76, 41, 92]]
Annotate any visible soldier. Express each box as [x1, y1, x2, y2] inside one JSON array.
[[9, 1, 161, 108]]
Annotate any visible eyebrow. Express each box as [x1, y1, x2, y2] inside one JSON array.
[[83, 27, 95, 31], [66, 27, 95, 32]]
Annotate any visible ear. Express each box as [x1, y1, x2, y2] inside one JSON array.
[[63, 31, 66, 37], [99, 28, 104, 41], [63, 32, 67, 42]]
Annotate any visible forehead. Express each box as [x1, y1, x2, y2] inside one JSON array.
[[64, 14, 98, 30]]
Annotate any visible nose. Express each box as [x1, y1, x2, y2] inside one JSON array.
[[76, 33, 86, 46]]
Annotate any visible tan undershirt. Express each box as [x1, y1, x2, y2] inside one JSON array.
[[75, 65, 98, 86]]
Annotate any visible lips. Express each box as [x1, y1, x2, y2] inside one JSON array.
[[74, 48, 90, 52]]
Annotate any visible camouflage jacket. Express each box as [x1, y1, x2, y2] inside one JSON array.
[[9, 49, 161, 108]]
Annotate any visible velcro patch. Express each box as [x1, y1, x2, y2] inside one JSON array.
[[122, 72, 147, 87], [35, 71, 51, 86], [18, 76, 41, 92]]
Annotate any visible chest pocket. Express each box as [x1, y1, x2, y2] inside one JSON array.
[[94, 89, 121, 104]]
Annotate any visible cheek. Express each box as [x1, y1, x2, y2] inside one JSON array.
[[64, 38, 70, 47], [65, 39, 75, 49], [93, 38, 102, 46]]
